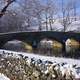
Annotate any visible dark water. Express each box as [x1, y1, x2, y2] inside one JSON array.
[[2, 40, 80, 59]]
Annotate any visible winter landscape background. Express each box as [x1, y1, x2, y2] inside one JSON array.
[[0, 0, 80, 80]]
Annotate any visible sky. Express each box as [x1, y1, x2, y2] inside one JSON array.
[[18, 0, 80, 14]]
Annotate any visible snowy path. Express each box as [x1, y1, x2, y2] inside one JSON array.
[[0, 49, 80, 66]]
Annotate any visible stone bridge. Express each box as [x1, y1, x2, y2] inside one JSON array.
[[0, 31, 80, 51]]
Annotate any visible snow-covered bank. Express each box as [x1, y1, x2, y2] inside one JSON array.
[[0, 49, 80, 79], [0, 73, 10, 80], [0, 49, 80, 66]]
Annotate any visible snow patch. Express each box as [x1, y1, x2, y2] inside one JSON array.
[[66, 20, 80, 32], [0, 49, 80, 66], [0, 73, 10, 80]]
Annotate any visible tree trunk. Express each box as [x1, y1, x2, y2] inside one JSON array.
[[27, 18, 30, 27], [37, 15, 42, 31], [49, 19, 52, 31], [74, 5, 77, 21], [38, 21, 42, 31], [45, 14, 48, 31]]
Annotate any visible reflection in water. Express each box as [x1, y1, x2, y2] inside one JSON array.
[[2, 39, 80, 58], [38, 39, 63, 56]]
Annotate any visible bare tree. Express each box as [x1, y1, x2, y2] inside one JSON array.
[[47, 0, 58, 30], [71, 0, 79, 21], [42, 0, 57, 31], [32, 0, 44, 31], [61, 0, 72, 31], [60, 0, 80, 32], [18, 0, 44, 31], [18, 0, 34, 28], [61, 0, 67, 32]]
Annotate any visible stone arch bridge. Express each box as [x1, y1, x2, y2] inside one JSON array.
[[0, 31, 80, 51]]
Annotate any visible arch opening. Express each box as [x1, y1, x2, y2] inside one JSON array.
[[65, 38, 80, 58], [2, 39, 33, 53], [37, 38, 63, 56]]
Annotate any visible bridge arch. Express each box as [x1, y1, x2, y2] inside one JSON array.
[[1, 39, 33, 52], [37, 38, 63, 55], [65, 38, 80, 53]]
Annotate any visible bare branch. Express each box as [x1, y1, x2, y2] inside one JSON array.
[[0, 0, 15, 18]]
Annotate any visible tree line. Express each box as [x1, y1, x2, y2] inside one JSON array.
[[0, 0, 80, 32]]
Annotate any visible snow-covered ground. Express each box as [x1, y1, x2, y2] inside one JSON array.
[[0, 73, 10, 80], [0, 49, 80, 66], [27, 20, 80, 32], [66, 20, 80, 32]]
